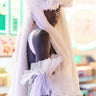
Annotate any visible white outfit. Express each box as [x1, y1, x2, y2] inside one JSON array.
[[9, 0, 82, 96], [21, 55, 63, 96], [20, 29, 82, 96], [22, 29, 62, 95]]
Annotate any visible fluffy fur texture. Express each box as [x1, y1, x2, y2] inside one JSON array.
[[9, 0, 82, 96]]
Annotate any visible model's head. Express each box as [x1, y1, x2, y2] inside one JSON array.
[[44, 6, 60, 27]]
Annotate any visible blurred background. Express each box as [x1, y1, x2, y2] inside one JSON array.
[[0, 0, 96, 96]]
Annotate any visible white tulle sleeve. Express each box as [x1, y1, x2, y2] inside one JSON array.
[[20, 55, 62, 85]]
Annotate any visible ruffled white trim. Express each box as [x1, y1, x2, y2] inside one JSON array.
[[20, 54, 82, 96], [20, 55, 62, 85]]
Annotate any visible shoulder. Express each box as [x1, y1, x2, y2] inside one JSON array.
[[28, 29, 50, 44], [31, 29, 49, 39], [28, 29, 50, 40], [35, 29, 49, 36]]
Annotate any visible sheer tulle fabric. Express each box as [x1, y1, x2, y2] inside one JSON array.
[[9, 0, 82, 96], [21, 55, 62, 96], [21, 55, 81, 96]]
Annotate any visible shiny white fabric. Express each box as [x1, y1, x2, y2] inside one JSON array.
[[9, 0, 82, 96], [28, 29, 41, 55]]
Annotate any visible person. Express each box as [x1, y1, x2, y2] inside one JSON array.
[[9, 0, 82, 96], [27, 6, 60, 68]]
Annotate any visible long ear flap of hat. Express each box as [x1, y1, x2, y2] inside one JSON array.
[[9, 0, 82, 95], [9, 3, 36, 96], [55, 7, 80, 93]]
